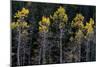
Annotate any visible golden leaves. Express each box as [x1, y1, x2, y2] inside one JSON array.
[[59, 23, 65, 29], [11, 7, 30, 29], [51, 6, 68, 23], [14, 8, 29, 18], [40, 16, 50, 26], [71, 13, 95, 39], [71, 14, 95, 34], [11, 22, 18, 29], [57, 6, 66, 14], [11, 6, 95, 36], [39, 16, 50, 32], [71, 14, 84, 29], [51, 6, 68, 29], [11, 22, 29, 29], [75, 29, 84, 41], [84, 18, 94, 34], [39, 26, 48, 33]]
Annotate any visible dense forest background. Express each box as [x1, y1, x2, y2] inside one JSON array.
[[11, 1, 96, 66]]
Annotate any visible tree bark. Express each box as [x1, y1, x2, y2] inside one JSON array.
[[77, 43, 81, 62], [86, 39, 90, 61], [22, 42, 25, 65], [39, 45, 42, 64], [17, 27, 21, 66], [60, 29, 63, 63], [42, 32, 46, 64]]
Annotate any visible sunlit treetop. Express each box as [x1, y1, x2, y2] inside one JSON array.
[[11, 7, 30, 29], [14, 8, 29, 18], [39, 16, 50, 26], [51, 6, 68, 23], [50, 6, 68, 29], [84, 18, 94, 35], [71, 14, 84, 29], [39, 16, 51, 33]]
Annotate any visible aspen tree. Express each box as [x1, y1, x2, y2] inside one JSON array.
[[51, 6, 68, 63], [38, 16, 50, 64], [11, 8, 30, 66]]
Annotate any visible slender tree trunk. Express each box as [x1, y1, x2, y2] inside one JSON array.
[[22, 43, 25, 65], [49, 50, 51, 63], [73, 39, 81, 62], [39, 32, 47, 64], [48, 45, 52, 64], [42, 32, 46, 64], [72, 45, 76, 62], [17, 27, 21, 66], [60, 29, 63, 63], [78, 43, 81, 62], [38, 33, 43, 64], [86, 39, 90, 61], [39, 44, 42, 64], [28, 45, 31, 65]]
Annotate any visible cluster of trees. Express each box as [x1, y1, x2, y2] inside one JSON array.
[[11, 1, 96, 66]]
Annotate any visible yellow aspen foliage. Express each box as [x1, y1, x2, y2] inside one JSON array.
[[84, 18, 94, 34], [11, 8, 30, 29], [39, 26, 48, 32], [11, 21, 29, 29], [71, 14, 84, 29], [14, 8, 29, 18], [50, 6, 68, 29], [59, 22, 65, 29], [39, 16, 50, 32], [11, 22, 18, 29], [75, 29, 84, 42], [51, 6, 68, 23], [40, 16, 50, 26]]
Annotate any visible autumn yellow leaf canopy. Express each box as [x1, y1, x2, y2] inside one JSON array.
[[14, 8, 29, 18], [39, 16, 50, 32]]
